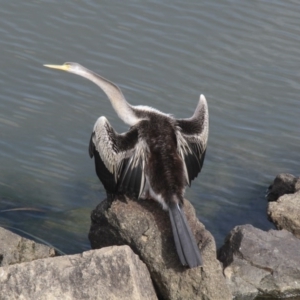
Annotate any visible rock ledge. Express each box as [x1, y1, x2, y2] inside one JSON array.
[[0, 245, 157, 300], [89, 197, 232, 300]]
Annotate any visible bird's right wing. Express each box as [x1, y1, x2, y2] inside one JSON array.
[[89, 116, 147, 199], [176, 94, 209, 186]]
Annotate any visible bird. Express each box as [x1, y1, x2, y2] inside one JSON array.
[[44, 62, 209, 268]]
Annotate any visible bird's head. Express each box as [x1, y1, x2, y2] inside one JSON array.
[[44, 62, 87, 76]]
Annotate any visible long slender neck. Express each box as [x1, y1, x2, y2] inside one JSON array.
[[79, 68, 140, 126]]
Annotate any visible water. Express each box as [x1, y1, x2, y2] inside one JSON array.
[[1, 0, 300, 253]]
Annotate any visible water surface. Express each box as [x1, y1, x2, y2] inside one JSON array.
[[1, 0, 300, 253]]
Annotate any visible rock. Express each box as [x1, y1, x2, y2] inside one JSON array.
[[218, 224, 300, 299], [0, 226, 56, 266], [268, 191, 300, 238], [89, 197, 232, 300], [267, 173, 300, 238], [266, 173, 300, 202], [0, 245, 157, 300]]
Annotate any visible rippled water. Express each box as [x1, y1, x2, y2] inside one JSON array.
[[1, 1, 300, 253]]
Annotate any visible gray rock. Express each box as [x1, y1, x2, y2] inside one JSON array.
[[0, 245, 157, 300], [218, 224, 300, 299], [268, 191, 300, 238], [267, 173, 300, 202], [0, 226, 56, 266], [89, 197, 232, 300]]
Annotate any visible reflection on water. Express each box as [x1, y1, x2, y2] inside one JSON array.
[[1, 1, 300, 252]]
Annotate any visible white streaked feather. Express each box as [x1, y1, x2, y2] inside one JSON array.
[[176, 131, 192, 184], [139, 158, 146, 196], [92, 116, 125, 175], [92, 115, 148, 197], [176, 94, 209, 184]]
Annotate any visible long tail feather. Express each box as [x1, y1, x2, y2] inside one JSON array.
[[168, 202, 202, 268]]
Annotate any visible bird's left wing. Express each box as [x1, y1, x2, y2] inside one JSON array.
[[89, 116, 147, 199], [176, 94, 209, 186]]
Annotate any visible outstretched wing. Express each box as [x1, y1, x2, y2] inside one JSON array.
[[176, 94, 209, 186], [89, 116, 147, 198]]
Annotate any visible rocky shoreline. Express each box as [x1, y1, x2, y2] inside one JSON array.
[[1, 173, 300, 300]]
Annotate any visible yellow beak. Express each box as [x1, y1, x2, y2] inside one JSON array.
[[43, 64, 70, 71]]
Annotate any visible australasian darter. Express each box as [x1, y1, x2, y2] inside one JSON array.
[[44, 62, 209, 268]]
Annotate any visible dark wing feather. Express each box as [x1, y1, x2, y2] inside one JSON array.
[[90, 116, 146, 199], [117, 155, 144, 198], [176, 95, 209, 186], [183, 145, 206, 184]]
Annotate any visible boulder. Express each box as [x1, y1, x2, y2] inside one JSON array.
[[218, 224, 300, 299], [268, 191, 300, 238], [0, 226, 56, 266], [89, 197, 232, 300], [266, 173, 300, 202], [0, 245, 157, 300]]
